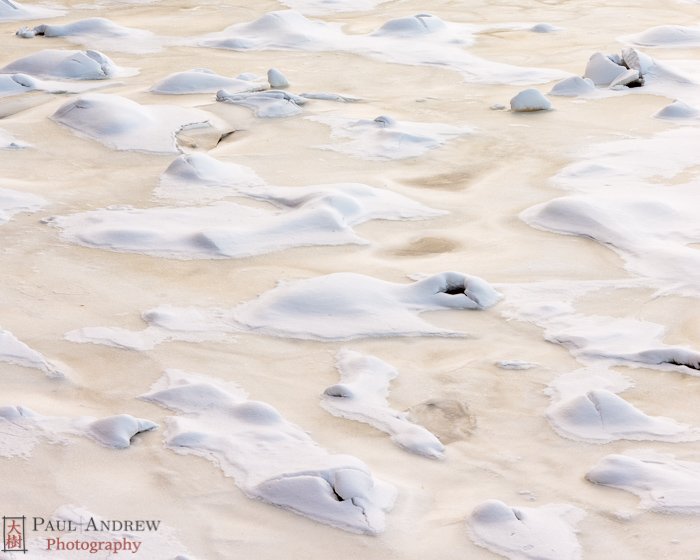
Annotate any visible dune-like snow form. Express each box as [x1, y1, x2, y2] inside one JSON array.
[[48, 202, 365, 258], [549, 48, 699, 100], [50, 93, 230, 153], [0, 49, 133, 80], [0, 188, 44, 221], [198, 11, 567, 85], [322, 350, 444, 458], [0, 128, 28, 149], [156, 152, 267, 200], [549, 76, 597, 97], [551, 125, 700, 192], [468, 500, 585, 560], [151, 69, 265, 94], [587, 452, 700, 513], [496, 360, 538, 370], [522, 192, 700, 292], [216, 89, 307, 117], [231, 271, 502, 340], [156, 153, 446, 215], [308, 114, 472, 160], [0, 0, 63, 21], [267, 67, 288, 88], [654, 99, 700, 119], [16, 505, 194, 559], [0, 406, 157, 457], [141, 369, 396, 534], [499, 282, 700, 373], [0, 329, 66, 378], [510, 88, 552, 111], [299, 91, 360, 102], [545, 368, 699, 442], [0, 72, 111, 97], [16, 17, 164, 53], [49, 162, 445, 258], [622, 25, 700, 48], [67, 272, 501, 349]]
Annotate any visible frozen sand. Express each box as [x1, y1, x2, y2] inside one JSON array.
[[2, 0, 700, 559]]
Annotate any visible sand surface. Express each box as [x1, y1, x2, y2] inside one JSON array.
[[1, 0, 700, 558]]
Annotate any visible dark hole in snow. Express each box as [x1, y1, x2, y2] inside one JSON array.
[[668, 358, 700, 371], [443, 283, 466, 295], [330, 485, 345, 502]]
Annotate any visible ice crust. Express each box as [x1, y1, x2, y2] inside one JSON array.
[[587, 452, 700, 513], [141, 370, 396, 534], [66, 272, 501, 348], [197, 11, 567, 85], [545, 368, 699, 442], [321, 350, 444, 458], [51, 93, 229, 153]]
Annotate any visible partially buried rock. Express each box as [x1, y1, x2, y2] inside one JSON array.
[[510, 88, 551, 112], [549, 76, 596, 97], [267, 68, 289, 88], [583, 52, 626, 86], [583, 49, 649, 88], [654, 99, 700, 120]]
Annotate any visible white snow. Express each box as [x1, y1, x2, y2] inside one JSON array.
[[230, 271, 502, 340], [197, 11, 567, 85], [587, 452, 700, 513], [510, 88, 552, 111], [0, 128, 28, 149], [467, 500, 585, 560], [216, 89, 307, 117], [0, 0, 63, 21], [151, 69, 265, 94], [499, 281, 700, 374], [308, 114, 473, 160], [16, 505, 194, 559], [583, 52, 628, 86], [66, 272, 501, 348], [521, 192, 700, 294], [51, 93, 230, 153], [545, 368, 699, 442], [321, 350, 444, 458], [141, 369, 396, 534], [653, 99, 700, 119], [0, 188, 44, 220], [49, 156, 445, 258], [622, 25, 700, 48], [267, 67, 289, 88], [0, 406, 157, 457], [0, 49, 133, 80], [277, 0, 389, 15], [0, 329, 66, 378], [16, 17, 164, 53]]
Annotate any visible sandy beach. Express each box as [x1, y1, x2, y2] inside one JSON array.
[[1, 0, 700, 558]]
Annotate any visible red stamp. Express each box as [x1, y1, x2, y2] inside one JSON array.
[[3, 516, 27, 553]]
